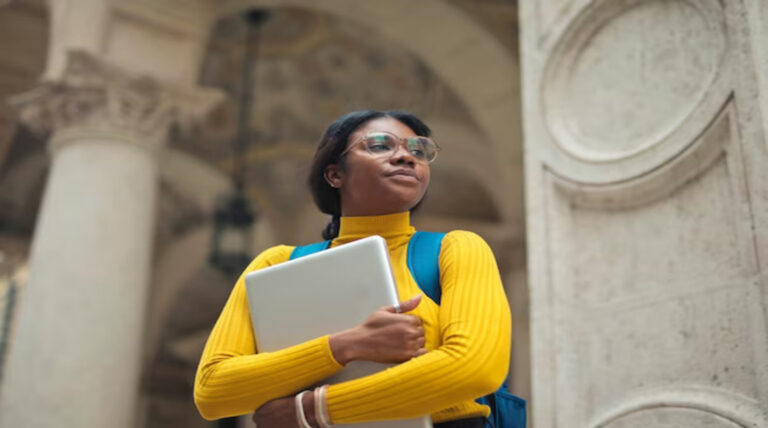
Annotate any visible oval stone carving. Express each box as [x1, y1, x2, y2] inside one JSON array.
[[543, 0, 725, 162], [600, 407, 743, 428]]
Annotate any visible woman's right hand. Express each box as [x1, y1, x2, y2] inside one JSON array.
[[329, 294, 427, 365]]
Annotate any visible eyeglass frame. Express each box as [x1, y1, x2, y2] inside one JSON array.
[[339, 131, 441, 164]]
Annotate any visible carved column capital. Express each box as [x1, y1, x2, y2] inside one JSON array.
[[11, 50, 222, 154]]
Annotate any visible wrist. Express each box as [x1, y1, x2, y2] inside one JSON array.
[[295, 391, 313, 428], [329, 329, 358, 365], [302, 390, 319, 428]]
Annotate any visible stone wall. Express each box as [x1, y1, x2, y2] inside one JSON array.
[[520, 0, 768, 426]]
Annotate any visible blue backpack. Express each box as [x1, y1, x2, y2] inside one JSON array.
[[290, 231, 527, 428]]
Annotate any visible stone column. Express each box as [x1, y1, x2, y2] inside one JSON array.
[[0, 51, 218, 428]]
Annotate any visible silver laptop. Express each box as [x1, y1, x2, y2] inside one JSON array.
[[245, 235, 433, 428]]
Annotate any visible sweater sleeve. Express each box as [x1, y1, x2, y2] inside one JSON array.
[[324, 231, 512, 423], [193, 245, 344, 420]]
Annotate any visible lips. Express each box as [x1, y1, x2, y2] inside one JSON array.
[[386, 169, 419, 180]]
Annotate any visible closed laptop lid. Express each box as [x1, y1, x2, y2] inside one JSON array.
[[244, 235, 432, 428], [245, 235, 399, 352]]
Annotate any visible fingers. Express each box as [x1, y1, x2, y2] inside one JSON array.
[[415, 325, 425, 337], [415, 336, 426, 348], [404, 324, 425, 340], [397, 294, 422, 313], [383, 294, 422, 314], [361, 295, 428, 364], [408, 315, 423, 327]]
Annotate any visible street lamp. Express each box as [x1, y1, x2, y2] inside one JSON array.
[[209, 184, 256, 276], [208, 10, 269, 278]]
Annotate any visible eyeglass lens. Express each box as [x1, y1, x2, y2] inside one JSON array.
[[364, 133, 437, 162]]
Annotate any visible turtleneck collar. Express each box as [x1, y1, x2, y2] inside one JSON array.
[[335, 211, 415, 244]]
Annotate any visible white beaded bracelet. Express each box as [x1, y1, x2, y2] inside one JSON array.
[[295, 391, 313, 428]]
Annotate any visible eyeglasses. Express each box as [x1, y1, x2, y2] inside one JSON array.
[[340, 131, 440, 164]]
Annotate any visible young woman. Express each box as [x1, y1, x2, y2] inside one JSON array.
[[194, 110, 511, 428]]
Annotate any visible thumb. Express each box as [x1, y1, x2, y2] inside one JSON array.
[[396, 294, 422, 313]]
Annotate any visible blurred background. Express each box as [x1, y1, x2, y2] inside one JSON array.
[[0, 1, 526, 427], [2, 1, 768, 428]]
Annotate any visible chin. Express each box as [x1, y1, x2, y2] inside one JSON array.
[[401, 195, 427, 212], [375, 195, 419, 214], [375, 184, 426, 212]]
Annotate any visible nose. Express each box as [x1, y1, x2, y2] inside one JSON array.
[[390, 141, 416, 166]]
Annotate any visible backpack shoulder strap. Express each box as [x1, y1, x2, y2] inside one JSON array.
[[409, 231, 524, 427], [289, 240, 331, 260], [406, 231, 447, 305]]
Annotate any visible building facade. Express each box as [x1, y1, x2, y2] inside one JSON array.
[[0, 0, 766, 427]]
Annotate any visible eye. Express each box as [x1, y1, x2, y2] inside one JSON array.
[[406, 139, 427, 158], [366, 134, 395, 152]]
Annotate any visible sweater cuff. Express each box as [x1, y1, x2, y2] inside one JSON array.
[[321, 335, 345, 370]]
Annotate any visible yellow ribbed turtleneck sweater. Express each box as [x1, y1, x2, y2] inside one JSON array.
[[194, 212, 511, 424]]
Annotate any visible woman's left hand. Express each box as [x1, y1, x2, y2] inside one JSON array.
[[251, 396, 299, 428]]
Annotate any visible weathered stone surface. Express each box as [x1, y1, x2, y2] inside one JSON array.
[[520, 0, 768, 427]]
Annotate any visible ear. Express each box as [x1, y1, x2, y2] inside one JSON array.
[[324, 164, 344, 189]]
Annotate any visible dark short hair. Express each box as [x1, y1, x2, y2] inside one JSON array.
[[307, 110, 432, 239]]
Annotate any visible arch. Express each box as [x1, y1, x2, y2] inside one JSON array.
[[217, 0, 523, 222], [588, 386, 768, 428]]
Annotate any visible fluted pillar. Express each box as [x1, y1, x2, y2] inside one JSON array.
[[0, 51, 218, 428]]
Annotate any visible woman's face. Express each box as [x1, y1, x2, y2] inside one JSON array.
[[325, 117, 431, 216]]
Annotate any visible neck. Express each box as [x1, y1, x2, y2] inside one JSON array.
[[335, 211, 414, 244], [340, 203, 410, 217]]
